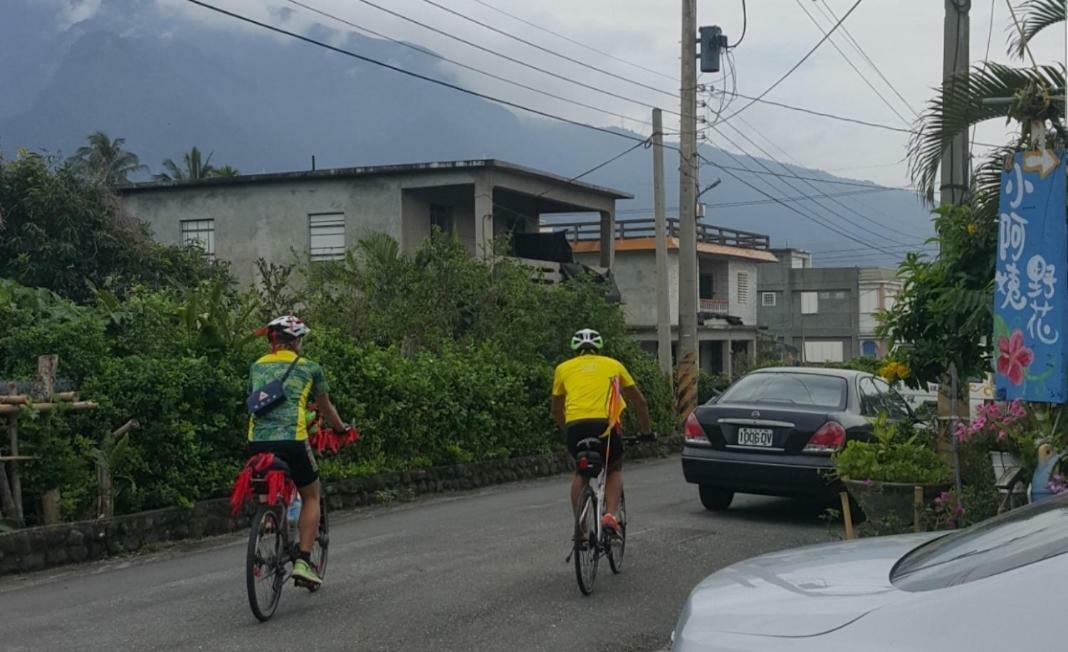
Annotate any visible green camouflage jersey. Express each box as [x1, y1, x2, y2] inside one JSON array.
[[246, 350, 329, 442]]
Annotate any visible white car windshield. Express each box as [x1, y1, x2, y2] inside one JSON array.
[[891, 494, 1068, 591]]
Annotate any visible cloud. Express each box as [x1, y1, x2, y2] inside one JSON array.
[[56, 0, 103, 29]]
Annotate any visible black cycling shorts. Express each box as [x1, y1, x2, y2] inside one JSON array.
[[565, 420, 623, 472], [246, 440, 320, 488]]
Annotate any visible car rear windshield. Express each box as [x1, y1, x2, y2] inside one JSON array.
[[718, 372, 847, 410], [891, 495, 1068, 592]]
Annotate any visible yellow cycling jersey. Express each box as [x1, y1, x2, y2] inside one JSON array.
[[552, 354, 635, 424]]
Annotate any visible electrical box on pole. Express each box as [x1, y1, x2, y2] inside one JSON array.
[[699, 26, 728, 73]]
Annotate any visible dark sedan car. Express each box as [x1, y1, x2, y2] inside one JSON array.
[[682, 367, 914, 510]]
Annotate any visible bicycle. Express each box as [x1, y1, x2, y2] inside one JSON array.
[[243, 455, 329, 622], [568, 432, 656, 596], [233, 423, 357, 622]]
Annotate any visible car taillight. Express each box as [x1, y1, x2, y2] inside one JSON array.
[[683, 413, 707, 441], [804, 421, 846, 453]]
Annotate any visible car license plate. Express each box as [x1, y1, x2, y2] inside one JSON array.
[[737, 428, 774, 447]]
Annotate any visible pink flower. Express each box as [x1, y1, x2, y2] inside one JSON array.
[[954, 423, 970, 442], [970, 416, 987, 432], [997, 331, 1034, 385], [997, 430, 1008, 442], [1009, 399, 1027, 418]]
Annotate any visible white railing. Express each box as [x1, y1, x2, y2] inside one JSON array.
[[700, 298, 729, 313]]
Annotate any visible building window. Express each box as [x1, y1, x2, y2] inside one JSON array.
[[862, 340, 878, 357], [834, 290, 847, 300], [180, 219, 215, 259], [804, 340, 844, 363], [761, 291, 777, 307], [801, 291, 819, 314], [736, 272, 750, 304], [309, 212, 345, 261], [699, 272, 715, 300], [430, 204, 454, 233]]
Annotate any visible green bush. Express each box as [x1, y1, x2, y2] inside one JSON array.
[[834, 414, 951, 485]]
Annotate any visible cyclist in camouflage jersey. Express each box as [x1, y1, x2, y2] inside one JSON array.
[[247, 315, 348, 587]]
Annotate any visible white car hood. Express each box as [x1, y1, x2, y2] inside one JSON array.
[[674, 533, 937, 644]]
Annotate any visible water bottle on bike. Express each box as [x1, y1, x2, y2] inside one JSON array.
[[287, 493, 302, 539]]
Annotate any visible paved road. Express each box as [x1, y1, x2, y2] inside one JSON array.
[[0, 457, 832, 651]]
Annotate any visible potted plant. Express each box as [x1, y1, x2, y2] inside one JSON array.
[[834, 413, 951, 534]]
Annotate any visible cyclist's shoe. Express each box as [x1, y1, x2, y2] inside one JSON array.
[[292, 559, 323, 587], [601, 513, 622, 537]]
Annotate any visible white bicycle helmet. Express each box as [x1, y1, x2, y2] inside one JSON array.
[[570, 328, 604, 352], [265, 315, 310, 339]]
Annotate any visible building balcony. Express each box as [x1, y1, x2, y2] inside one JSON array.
[[553, 217, 770, 250], [700, 298, 730, 313]]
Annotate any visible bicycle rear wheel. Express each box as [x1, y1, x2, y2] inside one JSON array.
[[574, 486, 599, 596], [246, 505, 286, 622], [306, 496, 329, 592], [608, 491, 626, 574]]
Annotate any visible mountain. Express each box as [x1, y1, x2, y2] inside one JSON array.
[[0, 0, 934, 265]]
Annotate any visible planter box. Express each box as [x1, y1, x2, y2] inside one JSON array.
[[843, 479, 949, 533]]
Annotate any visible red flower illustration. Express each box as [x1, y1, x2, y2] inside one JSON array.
[[997, 330, 1034, 385]]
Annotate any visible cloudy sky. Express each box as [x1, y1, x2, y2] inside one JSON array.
[[54, 0, 1067, 188]]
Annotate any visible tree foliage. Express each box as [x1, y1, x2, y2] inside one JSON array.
[[66, 131, 145, 186], [154, 146, 237, 182], [0, 151, 226, 303]]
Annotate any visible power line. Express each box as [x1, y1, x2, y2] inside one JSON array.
[[711, 122, 917, 243], [283, 0, 652, 128], [709, 89, 912, 133], [706, 162, 909, 190], [614, 186, 897, 214], [467, 0, 676, 83], [184, 0, 651, 146], [700, 147, 898, 254], [815, 0, 917, 118], [793, 0, 911, 125], [728, 0, 748, 48], [348, 0, 680, 116], [417, 0, 676, 99], [712, 162, 897, 255], [718, 0, 866, 124]]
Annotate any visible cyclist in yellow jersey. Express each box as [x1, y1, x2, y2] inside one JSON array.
[[552, 329, 651, 535], [247, 315, 348, 587]]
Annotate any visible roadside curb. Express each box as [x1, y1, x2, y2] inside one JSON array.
[[0, 442, 677, 577]]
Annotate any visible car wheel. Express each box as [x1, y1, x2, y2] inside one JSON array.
[[699, 486, 734, 511]]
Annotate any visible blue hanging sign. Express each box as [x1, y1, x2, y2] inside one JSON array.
[[994, 149, 1067, 403]]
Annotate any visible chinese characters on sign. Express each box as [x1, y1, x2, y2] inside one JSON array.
[[994, 150, 1067, 402]]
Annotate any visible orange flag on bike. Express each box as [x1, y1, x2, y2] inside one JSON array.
[[604, 376, 624, 437]]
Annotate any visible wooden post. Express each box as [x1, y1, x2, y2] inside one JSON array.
[[41, 489, 61, 525], [6, 381, 22, 525], [0, 455, 16, 520], [840, 492, 855, 540], [913, 485, 924, 533]]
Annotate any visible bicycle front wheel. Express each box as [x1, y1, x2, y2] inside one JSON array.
[[608, 491, 626, 574], [574, 486, 599, 596], [306, 496, 329, 592], [246, 505, 285, 621]]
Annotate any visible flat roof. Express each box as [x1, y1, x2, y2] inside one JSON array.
[[117, 159, 633, 200], [571, 237, 779, 263]]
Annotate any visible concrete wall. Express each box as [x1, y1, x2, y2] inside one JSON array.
[[124, 177, 403, 285], [759, 265, 862, 359], [576, 250, 680, 327], [727, 259, 759, 326]]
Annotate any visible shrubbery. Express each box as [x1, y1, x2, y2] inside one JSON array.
[[0, 159, 674, 523]]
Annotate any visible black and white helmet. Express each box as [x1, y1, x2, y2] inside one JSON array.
[[266, 315, 310, 339], [570, 328, 604, 352]]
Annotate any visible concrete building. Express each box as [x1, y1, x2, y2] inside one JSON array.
[[119, 160, 630, 284], [555, 218, 778, 376], [758, 248, 902, 363]]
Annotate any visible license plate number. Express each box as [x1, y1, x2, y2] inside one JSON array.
[[737, 428, 774, 447]]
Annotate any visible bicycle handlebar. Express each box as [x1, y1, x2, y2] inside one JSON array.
[[623, 432, 659, 444]]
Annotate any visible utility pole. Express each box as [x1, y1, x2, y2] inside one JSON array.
[[677, 0, 700, 420], [938, 0, 970, 461], [940, 0, 970, 206], [653, 108, 672, 377]]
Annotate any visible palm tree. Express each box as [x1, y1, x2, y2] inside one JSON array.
[[211, 165, 240, 178], [908, 0, 1065, 217], [67, 131, 145, 186], [155, 147, 216, 182]]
